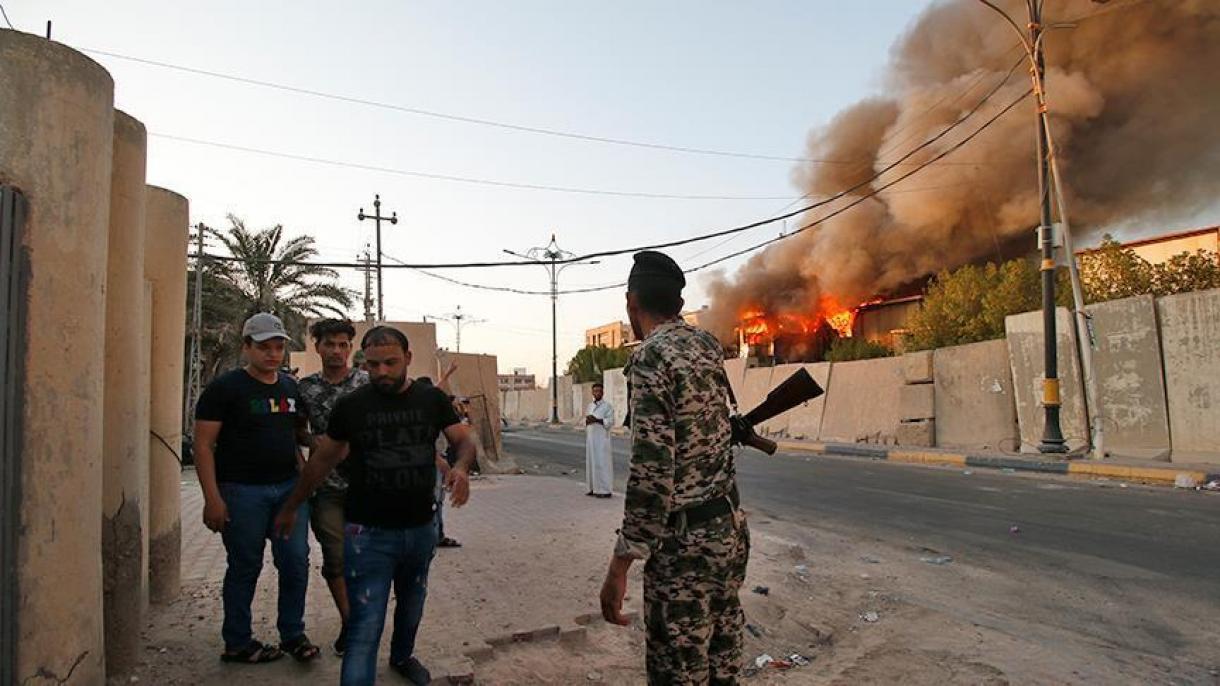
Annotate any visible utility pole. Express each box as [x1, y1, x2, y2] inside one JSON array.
[[358, 244, 375, 324], [429, 305, 486, 353], [504, 235, 599, 423], [976, 0, 1066, 453], [184, 222, 207, 438], [357, 194, 397, 322]]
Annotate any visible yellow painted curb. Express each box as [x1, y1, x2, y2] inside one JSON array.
[[776, 441, 825, 454], [888, 450, 967, 467], [1067, 462, 1205, 485]]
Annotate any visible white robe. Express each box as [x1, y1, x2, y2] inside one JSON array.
[[585, 399, 615, 495]]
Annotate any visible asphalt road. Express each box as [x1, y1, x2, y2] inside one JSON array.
[[505, 427, 1220, 589]]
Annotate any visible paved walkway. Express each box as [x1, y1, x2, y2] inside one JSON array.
[[125, 470, 639, 684]]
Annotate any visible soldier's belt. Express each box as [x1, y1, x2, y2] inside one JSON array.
[[667, 486, 740, 531]]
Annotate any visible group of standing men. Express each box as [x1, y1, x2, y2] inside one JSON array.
[[193, 248, 752, 685], [194, 314, 475, 685]]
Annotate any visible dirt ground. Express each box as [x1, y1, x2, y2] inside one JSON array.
[[121, 472, 1220, 684]]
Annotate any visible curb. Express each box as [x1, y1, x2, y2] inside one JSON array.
[[508, 422, 1219, 488], [776, 440, 1219, 487]]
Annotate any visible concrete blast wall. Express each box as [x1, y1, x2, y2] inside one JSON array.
[[572, 382, 596, 426], [783, 363, 831, 440], [1005, 307, 1089, 453], [739, 366, 774, 431], [723, 357, 747, 405], [1086, 295, 1171, 460], [0, 28, 114, 684], [1157, 288, 1220, 464], [604, 367, 628, 432], [933, 339, 1018, 451], [144, 186, 188, 604], [102, 111, 149, 675], [554, 375, 576, 423], [818, 357, 904, 443], [436, 351, 511, 472]]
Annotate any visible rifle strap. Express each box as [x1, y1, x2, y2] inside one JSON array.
[[718, 367, 739, 413]]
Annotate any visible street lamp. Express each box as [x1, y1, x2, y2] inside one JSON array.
[[505, 235, 599, 424]]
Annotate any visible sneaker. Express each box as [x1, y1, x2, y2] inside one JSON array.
[[333, 625, 347, 657], [390, 656, 432, 685]]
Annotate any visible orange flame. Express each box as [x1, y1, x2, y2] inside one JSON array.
[[738, 296, 864, 344]]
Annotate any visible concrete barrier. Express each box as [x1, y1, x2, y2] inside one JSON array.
[[437, 351, 506, 469], [519, 387, 552, 422], [933, 339, 1019, 451], [553, 375, 576, 423], [1156, 288, 1220, 464], [782, 362, 832, 440], [739, 367, 774, 430], [603, 367, 628, 432], [1086, 295, 1171, 460], [1005, 307, 1089, 453], [818, 356, 904, 443], [571, 382, 595, 426], [723, 357, 747, 405]]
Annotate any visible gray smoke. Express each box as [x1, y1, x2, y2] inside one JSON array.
[[704, 0, 1220, 338]]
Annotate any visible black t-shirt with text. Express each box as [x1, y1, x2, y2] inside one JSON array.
[[194, 369, 302, 484], [326, 381, 460, 528]]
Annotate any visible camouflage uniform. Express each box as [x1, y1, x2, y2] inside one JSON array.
[[615, 320, 750, 686], [298, 368, 370, 491]]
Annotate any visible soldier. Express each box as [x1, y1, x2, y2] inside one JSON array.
[[600, 251, 750, 685]]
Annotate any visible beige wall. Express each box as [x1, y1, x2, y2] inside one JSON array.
[[585, 321, 634, 349], [0, 28, 114, 684], [1129, 229, 1218, 265], [144, 186, 189, 604], [102, 110, 149, 675]]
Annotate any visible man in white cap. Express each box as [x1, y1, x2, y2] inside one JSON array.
[[193, 313, 320, 664]]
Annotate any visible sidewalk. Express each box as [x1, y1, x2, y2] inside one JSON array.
[[123, 470, 647, 685], [515, 421, 1220, 488]]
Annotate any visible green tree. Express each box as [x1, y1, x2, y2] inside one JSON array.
[[190, 215, 355, 381], [1152, 249, 1220, 295], [908, 258, 1068, 351], [565, 345, 632, 383], [1079, 235, 1156, 303], [825, 336, 893, 362]]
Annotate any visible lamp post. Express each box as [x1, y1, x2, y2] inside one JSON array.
[[504, 235, 599, 423]]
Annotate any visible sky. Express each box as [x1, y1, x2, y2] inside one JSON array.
[[0, 1, 1031, 378]]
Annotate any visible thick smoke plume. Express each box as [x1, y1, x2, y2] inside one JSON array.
[[704, 0, 1220, 338]]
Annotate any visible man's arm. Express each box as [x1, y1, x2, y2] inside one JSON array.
[[440, 422, 476, 506], [273, 436, 347, 537], [194, 420, 228, 532], [602, 352, 675, 625]]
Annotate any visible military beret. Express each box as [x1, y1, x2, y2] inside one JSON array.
[[628, 250, 686, 292]]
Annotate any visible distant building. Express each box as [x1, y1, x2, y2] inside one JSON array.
[[853, 295, 924, 351], [498, 368, 536, 392], [1077, 225, 1218, 265], [585, 321, 635, 349]]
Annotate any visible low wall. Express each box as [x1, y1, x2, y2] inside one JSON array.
[[1087, 295, 1171, 460], [933, 339, 1018, 451], [818, 356, 904, 443], [603, 367, 628, 432], [572, 382, 596, 426], [739, 366, 773, 427], [1005, 307, 1089, 453], [1157, 287, 1220, 464], [780, 362, 832, 440]]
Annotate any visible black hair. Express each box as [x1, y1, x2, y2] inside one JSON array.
[[310, 319, 357, 344], [632, 282, 684, 318], [361, 325, 410, 352], [417, 376, 433, 386], [591, 382, 604, 390]]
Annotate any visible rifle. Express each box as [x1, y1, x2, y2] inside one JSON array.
[[729, 367, 824, 455]]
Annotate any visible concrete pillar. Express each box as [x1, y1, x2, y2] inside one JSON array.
[[0, 29, 114, 684], [101, 111, 148, 676], [144, 186, 188, 604]]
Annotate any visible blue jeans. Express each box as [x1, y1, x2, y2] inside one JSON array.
[[218, 478, 310, 651], [341, 521, 438, 685]]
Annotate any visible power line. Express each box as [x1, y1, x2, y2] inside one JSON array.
[[150, 133, 794, 201], [0, 3, 14, 29], [87, 45, 987, 168]]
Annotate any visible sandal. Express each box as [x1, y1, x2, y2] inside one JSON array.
[[438, 537, 462, 548], [220, 640, 284, 664], [281, 635, 321, 662]]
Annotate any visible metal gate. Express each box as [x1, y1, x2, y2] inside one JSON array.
[[0, 185, 27, 686]]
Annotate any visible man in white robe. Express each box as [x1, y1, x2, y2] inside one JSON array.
[[584, 382, 615, 497]]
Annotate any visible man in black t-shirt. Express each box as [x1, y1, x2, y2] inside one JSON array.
[[193, 312, 319, 664], [275, 326, 476, 686]]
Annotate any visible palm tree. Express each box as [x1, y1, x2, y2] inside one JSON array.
[[192, 215, 355, 379]]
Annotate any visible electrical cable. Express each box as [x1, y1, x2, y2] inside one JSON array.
[[151, 133, 794, 201], [198, 54, 1025, 273], [0, 2, 14, 29], [85, 45, 987, 167]]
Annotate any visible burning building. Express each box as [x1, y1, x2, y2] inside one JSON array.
[[705, 0, 1220, 352]]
